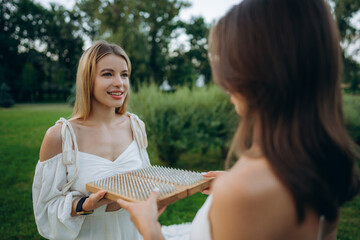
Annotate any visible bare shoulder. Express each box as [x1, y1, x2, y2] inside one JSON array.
[[210, 158, 297, 239], [39, 123, 63, 162]]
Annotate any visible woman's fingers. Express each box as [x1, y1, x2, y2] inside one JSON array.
[[201, 188, 211, 195], [83, 191, 108, 211], [117, 189, 162, 236], [201, 170, 226, 194], [117, 198, 132, 210], [201, 170, 225, 178], [148, 188, 160, 203]]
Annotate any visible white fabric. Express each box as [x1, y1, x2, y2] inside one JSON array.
[[189, 195, 213, 240], [187, 194, 326, 240], [32, 113, 149, 240], [162, 223, 192, 240], [160, 195, 212, 240]]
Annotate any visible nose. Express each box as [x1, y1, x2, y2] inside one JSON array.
[[113, 74, 124, 86]]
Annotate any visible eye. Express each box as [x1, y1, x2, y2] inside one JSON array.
[[121, 73, 129, 78], [102, 72, 112, 77]]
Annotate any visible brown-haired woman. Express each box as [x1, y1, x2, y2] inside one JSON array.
[[117, 0, 360, 239], [32, 40, 150, 239]]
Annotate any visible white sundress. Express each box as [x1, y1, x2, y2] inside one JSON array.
[[32, 112, 150, 240], [189, 195, 327, 240]]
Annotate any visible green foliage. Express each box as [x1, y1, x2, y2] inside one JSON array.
[[0, 83, 15, 108], [77, 0, 191, 88], [0, 0, 84, 103], [0, 98, 359, 239], [343, 94, 360, 145], [337, 195, 360, 240], [327, 0, 360, 92], [0, 104, 73, 239], [343, 57, 360, 94], [67, 84, 76, 106], [159, 193, 207, 225], [129, 84, 238, 166], [166, 17, 211, 87]]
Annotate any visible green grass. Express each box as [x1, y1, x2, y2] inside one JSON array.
[[0, 103, 359, 239], [0, 104, 73, 239]]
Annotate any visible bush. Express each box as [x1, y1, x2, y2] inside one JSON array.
[[343, 94, 360, 145], [129, 84, 238, 166], [0, 83, 15, 108]]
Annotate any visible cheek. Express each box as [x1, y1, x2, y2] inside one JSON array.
[[235, 102, 246, 115], [230, 95, 246, 115], [124, 79, 130, 89], [230, 95, 236, 105]]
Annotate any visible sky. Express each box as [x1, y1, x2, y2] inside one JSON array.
[[34, 0, 359, 62], [35, 0, 241, 50], [35, 0, 240, 23]]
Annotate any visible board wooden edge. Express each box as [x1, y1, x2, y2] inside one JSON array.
[[86, 177, 214, 208]]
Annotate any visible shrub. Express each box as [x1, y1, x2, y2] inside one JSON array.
[[0, 83, 15, 108], [129, 84, 238, 166], [130, 86, 360, 168], [343, 94, 360, 145]]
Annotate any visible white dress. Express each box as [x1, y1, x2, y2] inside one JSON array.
[[189, 195, 213, 240], [188, 194, 326, 240], [160, 196, 212, 240], [32, 113, 150, 240]]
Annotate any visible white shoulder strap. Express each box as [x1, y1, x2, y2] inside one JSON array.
[[317, 215, 325, 240], [128, 113, 151, 166], [55, 117, 80, 194]]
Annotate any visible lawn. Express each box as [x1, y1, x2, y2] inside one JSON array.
[[0, 103, 359, 239]]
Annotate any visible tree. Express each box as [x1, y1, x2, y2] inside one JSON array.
[[76, 0, 190, 88], [166, 48, 198, 87], [0, 83, 15, 107], [0, 0, 47, 101], [41, 4, 84, 98], [0, 0, 85, 102], [22, 62, 38, 102], [328, 0, 360, 93]]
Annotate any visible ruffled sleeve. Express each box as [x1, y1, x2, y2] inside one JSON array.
[[128, 112, 151, 167], [32, 156, 85, 240]]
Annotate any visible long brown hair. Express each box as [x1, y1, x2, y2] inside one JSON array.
[[209, 0, 359, 222], [73, 40, 131, 119]]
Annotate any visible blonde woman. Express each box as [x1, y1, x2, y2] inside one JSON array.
[[32, 41, 150, 239]]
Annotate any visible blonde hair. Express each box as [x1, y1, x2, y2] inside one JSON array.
[[73, 40, 131, 119]]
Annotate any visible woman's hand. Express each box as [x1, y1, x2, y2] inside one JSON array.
[[82, 190, 112, 211], [117, 189, 166, 240], [201, 171, 226, 195], [72, 190, 112, 216]]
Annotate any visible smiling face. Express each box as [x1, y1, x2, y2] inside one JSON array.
[[92, 54, 129, 110]]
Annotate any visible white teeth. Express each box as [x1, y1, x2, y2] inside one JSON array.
[[108, 92, 123, 96]]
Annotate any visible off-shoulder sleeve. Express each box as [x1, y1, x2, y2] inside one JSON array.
[[32, 156, 85, 240], [128, 112, 151, 167]]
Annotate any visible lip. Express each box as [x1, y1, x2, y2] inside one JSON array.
[[107, 90, 124, 99]]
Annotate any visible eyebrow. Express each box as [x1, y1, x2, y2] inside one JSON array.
[[100, 68, 114, 73], [99, 68, 128, 73]]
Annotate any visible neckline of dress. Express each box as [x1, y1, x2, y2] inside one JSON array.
[[78, 140, 136, 162]]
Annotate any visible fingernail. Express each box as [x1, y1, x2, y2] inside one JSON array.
[[201, 172, 207, 176], [154, 187, 160, 192]]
